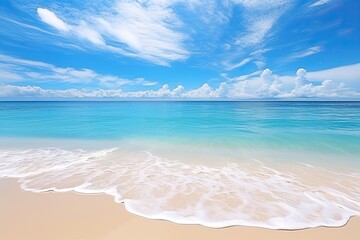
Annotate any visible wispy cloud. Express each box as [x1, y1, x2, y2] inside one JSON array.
[[222, 48, 270, 71], [0, 11, 64, 49], [4, 0, 296, 70], [290, 46, 323, 59], [307, 63, 360, 88], [223, 58, 252, 71], [309, 0, 332, 8], [0, 54, 156, 88], [32, 1, 295, 69], [234, 16, 276, 48], [221, 0, 293, 71], [233, 0, 293, 47], [0, 71, 23, 81], [37, 8, 106, 46], [0, 15, 53, 35], [36, 1, 190, 66]]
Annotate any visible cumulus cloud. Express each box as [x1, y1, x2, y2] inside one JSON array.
[[295, 68, 307, 88], [220, 64, 359, 99], [286, 79, 349, 98], [260, 68, 274, 82], [0, 84, 186, 98], [213, 82, 229, 98], [258, 68, 283, 97], [184, 83, 214, 98], [2, 65, 358, 99], [1, 54, 358, 99]]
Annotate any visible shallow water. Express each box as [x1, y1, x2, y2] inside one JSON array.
[[0, 101, 359, 229]]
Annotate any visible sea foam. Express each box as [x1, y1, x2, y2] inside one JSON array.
[[0, 147, 359, 229]]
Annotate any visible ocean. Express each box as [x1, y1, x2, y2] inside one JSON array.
[[0, 101, 359, 229]]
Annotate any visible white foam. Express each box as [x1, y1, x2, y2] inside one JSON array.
[[0, 147, 359, 229]]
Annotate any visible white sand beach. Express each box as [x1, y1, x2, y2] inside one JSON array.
[[1, 178, 359, 240]]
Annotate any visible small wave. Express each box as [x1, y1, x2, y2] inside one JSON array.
[[0, 147, 359, 229]]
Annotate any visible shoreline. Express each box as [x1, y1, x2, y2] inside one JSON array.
[[1, 178, 359, 240]]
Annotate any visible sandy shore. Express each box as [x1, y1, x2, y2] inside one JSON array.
[[0, 178, 359, 240]]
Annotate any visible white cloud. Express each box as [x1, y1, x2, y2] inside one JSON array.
[[96, 1, 189, 65], [233, 0, 292, 47], [76, 22, 105, 45], [0, 70, 22, 81], [1, 54, 358, 99], [213, 82, 229, 98], [309, 0, 331, 8], [184, 83, 214, 98], [0, 15, 54, 35], [295, 68, 307, 88], [224, 58, 252, 71], [33, 1, 294, 67], [235, 17, 276, 47], [260, 68, 274, 82], [0, 54, 155, 88], [37, 8, 108, 47], [227, 70, 263, 82], [306, 63, 360, 88], [279, 68, 351, 98], [36, 2, 190, 66], [233, 0, 289, 9], [222, 49, 270, 71], [286, 79, 351, 98], [2, 64, 358, 99], [290, 46, 323, 59], [0, 84, 187, 98], [256, 68, 283, 97], [134, 78, 158, 86], [37, 8, 70, 31], [224, 64, 360, 98], [221, 1, 292, 71], [172, 84, 185, 96], [0, 85, 46, 97], [0, 54, 49, 68]]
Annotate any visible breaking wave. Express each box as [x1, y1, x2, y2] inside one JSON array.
[[0, 147, 359, 229]]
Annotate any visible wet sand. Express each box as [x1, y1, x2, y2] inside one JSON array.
[[0, 178, 359, 240]]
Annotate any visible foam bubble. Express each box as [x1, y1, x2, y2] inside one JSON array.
[[0, 147, 359, 229]]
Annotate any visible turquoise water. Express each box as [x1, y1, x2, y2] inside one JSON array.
[[0, 101, 360, 229], [1, 101, 360, 155]]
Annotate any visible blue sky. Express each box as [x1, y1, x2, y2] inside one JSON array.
[[0, 0, 359, 99]]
